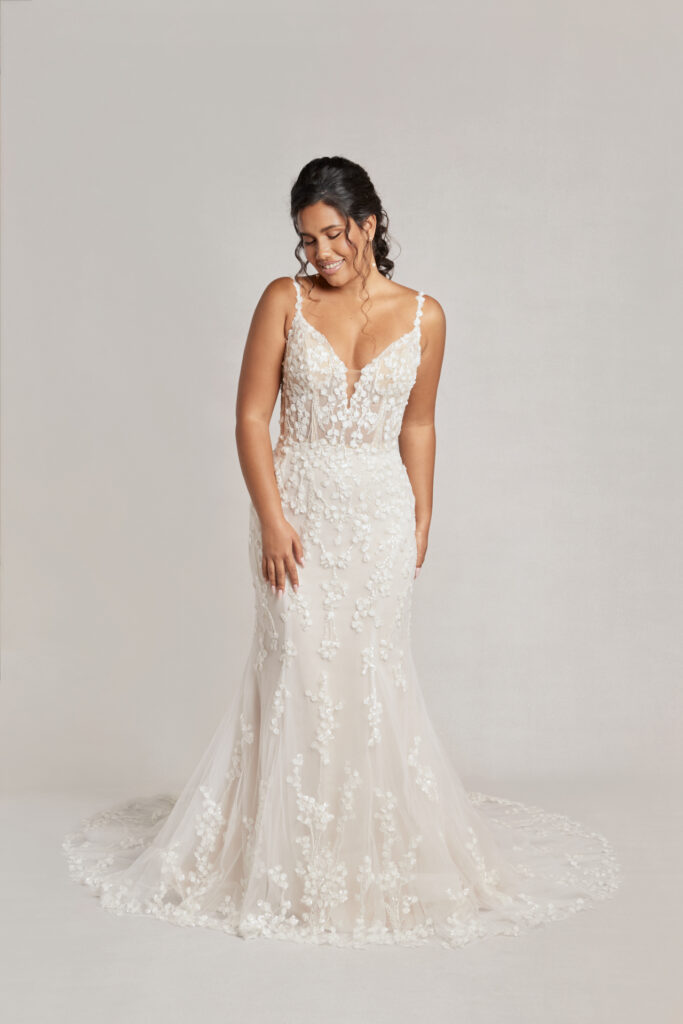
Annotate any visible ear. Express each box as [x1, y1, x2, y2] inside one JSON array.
[[361, 214, 377, 238]]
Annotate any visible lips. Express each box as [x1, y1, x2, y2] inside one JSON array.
[[319, 259, 344, 274]]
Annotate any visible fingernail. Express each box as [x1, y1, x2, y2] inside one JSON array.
[[271, 585, 276, 594], [415, 566, 421, 578], [293, 584, 299, 593]]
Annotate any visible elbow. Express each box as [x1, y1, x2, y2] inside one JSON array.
[[235, 412, 269, 438]]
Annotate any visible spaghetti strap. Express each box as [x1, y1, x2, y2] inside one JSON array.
[[414, 290, 426, 330], [291, 275, 303, 316]]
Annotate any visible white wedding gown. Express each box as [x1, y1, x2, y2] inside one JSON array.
[[62, 275, 622, 950]]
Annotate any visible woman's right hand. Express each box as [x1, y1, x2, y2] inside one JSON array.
[[261, 515, 305, 596]]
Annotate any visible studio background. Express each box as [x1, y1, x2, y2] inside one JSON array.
[[2, 2, 679, 796], [0, 3, 681, 1022]]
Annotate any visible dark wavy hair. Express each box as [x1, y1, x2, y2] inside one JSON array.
[[290, 157, 397, 337]]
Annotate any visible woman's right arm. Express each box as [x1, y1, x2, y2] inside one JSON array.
[[235, 277, 304, 597]]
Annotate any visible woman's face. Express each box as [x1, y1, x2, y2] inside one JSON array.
[[296, 201, 375, 284]]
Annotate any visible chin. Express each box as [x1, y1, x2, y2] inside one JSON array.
[[315, 266, 348, 285]]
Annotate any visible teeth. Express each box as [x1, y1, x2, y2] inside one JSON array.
[[321, 260, 343, 269]]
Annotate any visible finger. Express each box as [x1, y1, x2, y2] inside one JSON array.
[[275, 559, 287, 596], [292, 535, 305, 566], [284, 553, 299, 591], [262, 555, 268, 582], [267, 558, 277, 593]]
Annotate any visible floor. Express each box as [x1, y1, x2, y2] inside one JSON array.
[[0, 777, 678, 1024]]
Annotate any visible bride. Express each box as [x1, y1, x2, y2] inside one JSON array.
[[62, 155, 622, 950]]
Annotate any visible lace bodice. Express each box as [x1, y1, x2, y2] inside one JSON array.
[[277, 277, 425, 451]]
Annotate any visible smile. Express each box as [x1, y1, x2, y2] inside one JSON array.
[[320, 259, 344, 273]]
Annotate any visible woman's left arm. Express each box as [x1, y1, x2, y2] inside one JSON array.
[[398, 295, 446, 577]]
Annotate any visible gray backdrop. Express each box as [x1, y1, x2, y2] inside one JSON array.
[[1, 0, 680, 801], [2, 5, 682, 1024]]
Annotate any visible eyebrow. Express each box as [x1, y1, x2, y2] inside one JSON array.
[[299, 224, 343, 236]]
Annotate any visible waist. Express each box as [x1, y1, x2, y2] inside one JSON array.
[[273, 437, 402, 466]]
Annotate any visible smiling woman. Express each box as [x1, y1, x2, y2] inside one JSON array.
[[62, 155, 622, 951]]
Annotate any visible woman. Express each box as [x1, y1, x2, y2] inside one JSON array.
[[63, 156, 622, 949]]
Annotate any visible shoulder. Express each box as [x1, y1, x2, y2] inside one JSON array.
[[259, 274, 320, 307], [252, 276, 298, 323], [413, 290, 446, 336], [416, 292, 446, 361], [246, 277, 300, 341], [419, 292, 445, 329], [259, 275, 297, 304], [394, 282, 445, 325]]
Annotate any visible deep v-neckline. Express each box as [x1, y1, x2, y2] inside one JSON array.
[[292, 309, 419, 409], [290, 282, 425, 412]]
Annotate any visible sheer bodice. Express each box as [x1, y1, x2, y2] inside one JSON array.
[[277, 278, 425, 450]]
